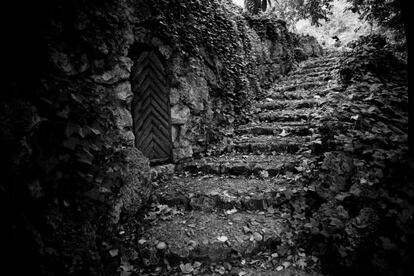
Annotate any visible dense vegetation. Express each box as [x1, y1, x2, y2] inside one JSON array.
[[245, 0, 405, 33], [274, 34, 410, 275], [1, 0, 409, 275]]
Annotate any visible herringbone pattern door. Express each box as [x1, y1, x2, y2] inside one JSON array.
[[131, 51, 172, 163]]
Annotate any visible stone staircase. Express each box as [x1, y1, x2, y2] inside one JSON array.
[[136, 51, 343, 275]]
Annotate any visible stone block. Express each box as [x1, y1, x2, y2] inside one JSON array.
[[170, 88, 180, 105], [113, 81, 133, 104], [171, 125, 179, 143], [91, 56, 132, 85], [171, 104, 190, 125], [113, 106, 133, 129]]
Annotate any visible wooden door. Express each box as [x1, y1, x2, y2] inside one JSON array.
[[131, 51, 172, 163]]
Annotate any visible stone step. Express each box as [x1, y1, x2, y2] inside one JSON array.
[[137, 210, 286, 264], [230, 135, 318, 154], [258, 108, 322, 123], [236, 122, 317, 136], [301, 59, 339, 70], [267, 88, 332, 100], [179, 153, 306, 177], [279, 73, 334, 86], [255, 99, 320, 111], [224, 267, 321, 276], [154, 175, 309, 212], [303, 56, 339, 67], [294, 65, 340, 76], [272, 81, 326, 93], [267, 90, 314, 100], [288, 69, 336, 79]]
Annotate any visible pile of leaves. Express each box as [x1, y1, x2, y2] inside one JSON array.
[[295, 34, 412, 275]]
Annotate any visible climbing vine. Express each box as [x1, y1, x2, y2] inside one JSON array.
[[134, 0, 258, 112]]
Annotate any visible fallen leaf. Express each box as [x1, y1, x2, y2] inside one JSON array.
[[156, 242, 167, 250], [217, 236, 228, 242], [253, 232, 263, 241], [215, 266, 226, 274], [138, 239, 147, 245], [280, 129, 289, 137], [226, 208, 238, 215], [259, 170, 269, 178], [180, 263, 194, 274], [297, 258, 307, 269], [282, 261, 291, 268], [109, 249, 118, 257]]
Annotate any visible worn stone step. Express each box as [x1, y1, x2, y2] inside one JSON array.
[[273, 81, 326, 93], [258, 108, 322, 123], [179, 153, 306, 177], [294, 65, 340, 76], [267, 88, 333, 100], [301, 59, 339, 70], [281, 70, 336, 83], [236, 122, 317, 136], [267, 90, 313, 100], [303, 56, 339, 67], [154, 175, 309, 212], [255, 99, 320, 111], [223, 267, 322, 276], [288, 69, 336, 79], [137, 210, 286, 264], [230, 135, 317, 154], [279, 74, 333, 87]]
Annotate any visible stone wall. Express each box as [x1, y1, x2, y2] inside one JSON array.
[[295, 34, 324, 57], [126, 1, 323, 162], [246, 15, 297, 88]]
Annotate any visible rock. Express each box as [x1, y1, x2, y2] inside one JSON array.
[[294, 47, 308, 62], [112, 106, 132, 130], [158, 45, 173, 59], [156, 242, 167, 250], [119, 130, 135, 147], [171, 105, 191, 125], [150, 164, 175, 180], [171, 125, 179, 143], [252, 232, 263, 241], [173, 146, 193, 162], [109, 148, 151, 224], [113, 82, 133, 104], [170, 88, 180, 105], [91, 56, 133, 85], [175, 59, 209, 113]]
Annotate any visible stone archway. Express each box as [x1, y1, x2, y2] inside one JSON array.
[[131, 50, 172, 163]]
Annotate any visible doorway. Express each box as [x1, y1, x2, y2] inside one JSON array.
[[131, 50, 172, 163]]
